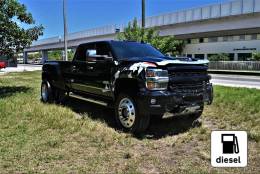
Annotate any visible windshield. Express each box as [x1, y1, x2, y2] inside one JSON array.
[[111, 41, 165, 60]]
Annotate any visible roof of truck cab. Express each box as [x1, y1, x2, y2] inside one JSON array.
[[78, 40, 146, 47]]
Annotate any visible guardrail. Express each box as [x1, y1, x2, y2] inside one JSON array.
[[209, 61, 260, 71], [31, 25, 117, 46]]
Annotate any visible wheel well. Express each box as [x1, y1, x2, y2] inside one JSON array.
[[114, 78, 139, 97], [41, 72, 48, 82], [42, 72, 68, 91]]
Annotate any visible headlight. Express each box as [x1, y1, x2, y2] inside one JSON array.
[[145, 69, 169, 90]]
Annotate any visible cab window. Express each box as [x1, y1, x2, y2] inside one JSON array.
[[86, 42, 113, 62], [73, 43, 93, 61], [74, 42, 112, 62]]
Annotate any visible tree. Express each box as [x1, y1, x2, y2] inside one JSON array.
[[252, 52, 260, 61], [68, 50, 75, 60], [48, 50, 62, 60], [47, 49, 74, 61], [28, 52, 41, 60], [117, 18, 184, 56], [0, 0, 44, 57], [208, 53, 230, 61]]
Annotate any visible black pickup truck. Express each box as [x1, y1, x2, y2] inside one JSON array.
[[41, 40, 213, 133]]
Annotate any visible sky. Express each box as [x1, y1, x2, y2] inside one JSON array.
[[18, 0, 230, 39]]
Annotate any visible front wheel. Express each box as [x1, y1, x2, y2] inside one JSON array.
[[115, 93, 150, 133]]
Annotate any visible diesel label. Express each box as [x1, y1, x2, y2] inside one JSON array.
[[211, 131, 247, 167]]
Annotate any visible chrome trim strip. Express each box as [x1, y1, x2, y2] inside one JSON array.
[[69, 93, 108, 106], [156, 59, 209, 66]]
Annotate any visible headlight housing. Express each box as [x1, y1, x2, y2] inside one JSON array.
[[145, 69, 169, 90]]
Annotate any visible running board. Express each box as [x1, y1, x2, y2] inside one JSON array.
[[69, 93, 108, 106]]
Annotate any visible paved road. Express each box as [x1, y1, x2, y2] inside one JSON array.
[[0, 64, 42, 75], [1, 64, 259, 89], [210, 74, 260, 89]]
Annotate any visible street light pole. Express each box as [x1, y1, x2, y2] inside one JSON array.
[[63, 0, 68, 61], [142, 0, 145, 28]]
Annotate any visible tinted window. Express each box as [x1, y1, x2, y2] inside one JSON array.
[[239, 35, 245, 41], [86, 42, 112, 62], [74, 44, 95, 61], [110, 42, 164, 60], [251, 34, 257, 40], [187, 54, 192, 58], [208, 37, 218, 42], [96, 42, 112, 57], [195, 54, 204, 59], [223, 36, 228, 42], [74, 42, 112, 62]]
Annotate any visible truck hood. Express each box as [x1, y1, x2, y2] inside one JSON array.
[[122, 57, 209, 66]]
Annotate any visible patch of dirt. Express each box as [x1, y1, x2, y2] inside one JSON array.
[[123, 130, 204, 173], [203, 117, 219, 130]]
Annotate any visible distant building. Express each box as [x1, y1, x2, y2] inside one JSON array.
[[152, 0, 260, 61], [25, 0, 260, 62]]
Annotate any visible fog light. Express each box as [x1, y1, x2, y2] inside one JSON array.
[[151, 98, 156, 104]]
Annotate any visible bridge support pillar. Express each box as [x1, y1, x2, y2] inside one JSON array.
[[23, 52, 28, 64], [42, 50, 48, 64], [234, 53, 238, 61], [204, 54, 208, 60]]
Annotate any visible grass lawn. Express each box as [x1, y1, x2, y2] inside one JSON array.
[[0, 71, 259, 173]]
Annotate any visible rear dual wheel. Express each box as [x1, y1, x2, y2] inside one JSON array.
[[41, 81, 66, 104], [41, 81, 53, 103]]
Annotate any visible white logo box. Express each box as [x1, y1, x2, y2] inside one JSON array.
[[211, 131, 247, 167]]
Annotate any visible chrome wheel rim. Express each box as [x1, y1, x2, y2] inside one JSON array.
[[118, 98, 136, 128], [41, 83, 48, 101]]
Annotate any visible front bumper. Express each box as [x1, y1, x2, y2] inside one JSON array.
[[138, 83, 213, 116]]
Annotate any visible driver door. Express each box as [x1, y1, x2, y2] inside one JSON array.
[[84, 42, 114, 98]]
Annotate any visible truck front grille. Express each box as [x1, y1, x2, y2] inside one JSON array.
[[167, 65, 209, 97], [169, 71, 206, 78], [169, 83, 204, 94]]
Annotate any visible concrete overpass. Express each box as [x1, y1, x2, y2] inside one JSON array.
[[24, 0, 260, 63]]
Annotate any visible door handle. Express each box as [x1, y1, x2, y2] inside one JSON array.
[[72, 65, 78, 72]]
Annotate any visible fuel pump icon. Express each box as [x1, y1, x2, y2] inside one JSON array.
[[221, 134, 239, 154]]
